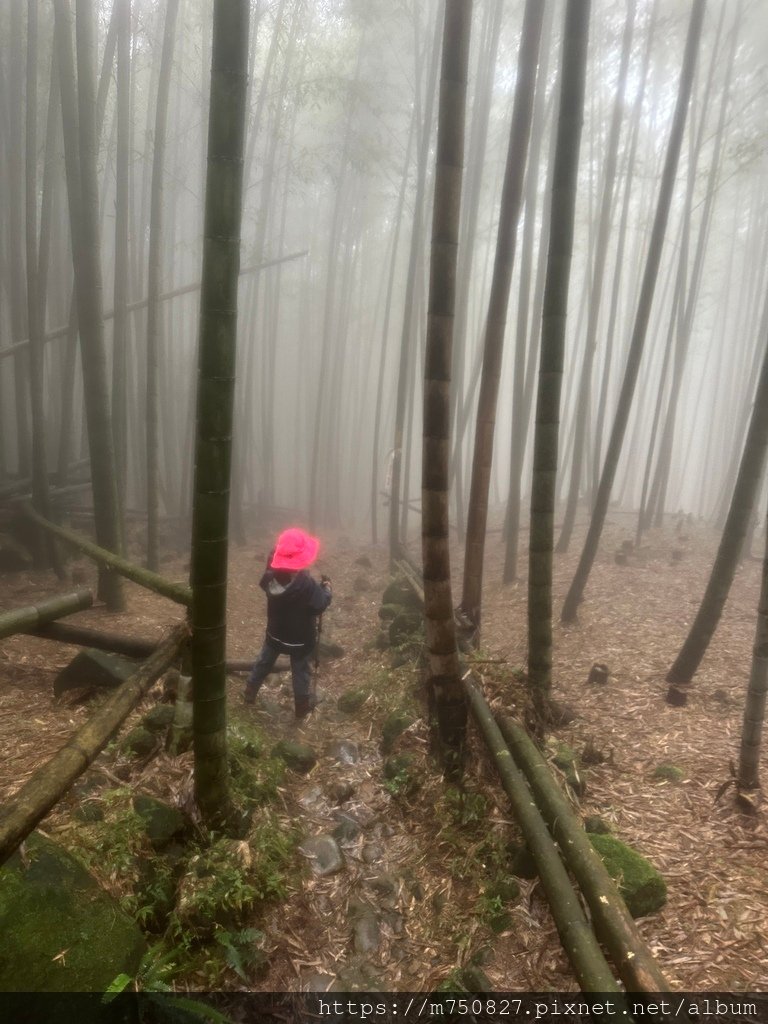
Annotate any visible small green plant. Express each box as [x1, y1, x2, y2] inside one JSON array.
[[213, 927, 267, 982], [443, 787, 491, 830]]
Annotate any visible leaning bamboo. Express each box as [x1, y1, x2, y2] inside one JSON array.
[[497, 714, 671, 992], [464, 678, 621, 993], [0, 623, 188, 865], [0, 591, 93, 641], [22, 506, 191, 606]]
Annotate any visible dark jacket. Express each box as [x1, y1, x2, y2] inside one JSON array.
[[260, 567, 331, 656]]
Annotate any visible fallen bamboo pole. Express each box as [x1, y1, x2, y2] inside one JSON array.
[[0, 622, 188, 865], [464, 677, 622, 994], [26, 621, 289, 675], [21, 506, 192, 607], [0, 591, 93, 641], [496, 714, 671, 993]]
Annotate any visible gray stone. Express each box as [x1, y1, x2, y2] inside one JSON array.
[[303, 971, 340, 992], [367, 873, 397, 896], [361, 842, 384, 865], [300, 835, 344, 877], [272, 739, 317, 774], [332, 813, 362, 843], [54, 649, 139, 697], [381, 710, 415, 751], [133, 794, 189, 850], [121, 726, 157, 757], [0, 833, 145, 991], [297, 786, 324, 810], [349, 899, 381, 955], [327, 739, 359, 764], [326, 780, 356, 804], [141, 705, 176, 733], [382, 578, 421, 610]]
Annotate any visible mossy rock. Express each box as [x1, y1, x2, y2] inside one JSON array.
[[378, 603, 402, 622], [0, 833, 145, 991], [651, 763, 684, 783], [583, 815, 611, 835], [121, 726, 156, 757], [389, 610, 422, 646], [566, 765, 587, 799], [337, 688, 369, 714], [73, 800, 104, 824], [381, 709, 415, 752], [382, 577, 422, 611], [382, 754, 420, 797], [589, 833, 667, 918], [132, 795, 189, 850], [272, 739, 317, 774], [141, 704, 176, 733]]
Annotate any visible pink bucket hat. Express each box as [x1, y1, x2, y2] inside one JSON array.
[[270, 528, 320, 571]]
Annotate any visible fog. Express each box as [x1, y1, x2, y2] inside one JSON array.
[[1, 0, 766, 552]]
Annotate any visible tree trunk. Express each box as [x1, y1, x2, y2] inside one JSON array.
[[191, 0, 250, 829], [459, 0, 545, 642], [0, 623, 187, 866], [737, 509, 768, 797], [421, 0, 473, 779], [666, 299, 768, 692], [555, 0, 636, 554], [389, 8, 441, 567], [55, 0, 125, 610], [561, 0, 706, 624], [527, 0, 591, 714], [145, 0, 180, 570], [112, 0, 131, 533]]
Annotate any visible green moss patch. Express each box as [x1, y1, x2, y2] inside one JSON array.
[[0, 833, 145, 991], [589, 833, 667, 917], [651, 763, 684, 783]]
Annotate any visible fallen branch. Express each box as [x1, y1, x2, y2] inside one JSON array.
[[464, 676, 622, 993], [0, 591, 93, 642], [0, 622, 188, 866], [21, 506, 192, 607], [497, 714, 671, 993]]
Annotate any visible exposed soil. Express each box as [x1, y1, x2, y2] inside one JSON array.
[[1, 511, 767, 992]]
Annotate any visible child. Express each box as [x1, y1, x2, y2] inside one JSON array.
[[245, 527, 332, 718]]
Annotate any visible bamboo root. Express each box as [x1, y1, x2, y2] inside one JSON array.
[[497, 714, 671, 993], [0, 622, 188, 865], [0, 590, 93, 641], [22, 506, 192, 606], [464, 677, 622, 993]]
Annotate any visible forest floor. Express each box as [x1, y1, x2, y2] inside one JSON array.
[[1, 510, 767, 992]]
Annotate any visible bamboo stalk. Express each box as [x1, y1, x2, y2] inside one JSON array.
[[26, 621, 288, 675], [0, 623, 188, 865], [0, 590, 93, 641], [464, 677, 621, 993], [496, 714, 671, 992], [22, 505, 191, 606]]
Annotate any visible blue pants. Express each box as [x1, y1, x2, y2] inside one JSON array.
[[246, 643, 313, 700]]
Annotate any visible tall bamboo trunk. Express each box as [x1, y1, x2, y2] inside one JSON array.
[[527, 0, 591, 714], [561, 0, 706, 624], [738, 509, 768, 797], [191, 0, 250, 828], [421, 0, 473, 779], [459, 0, 545, 642]]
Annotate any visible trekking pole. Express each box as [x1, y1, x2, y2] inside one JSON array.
[[313, 612, 323, 700]]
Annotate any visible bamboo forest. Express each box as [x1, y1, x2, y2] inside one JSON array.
[[2, 0, 768, 1010]]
